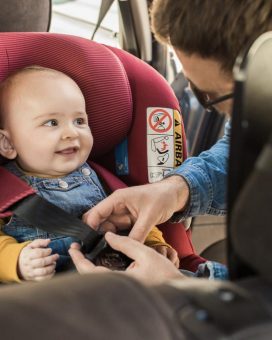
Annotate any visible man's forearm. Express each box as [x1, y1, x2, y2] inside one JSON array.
[[161, 175, 190, 214], [167, 121, 231, 220]]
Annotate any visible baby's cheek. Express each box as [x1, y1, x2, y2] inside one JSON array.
[[85, 136, 93, 153]]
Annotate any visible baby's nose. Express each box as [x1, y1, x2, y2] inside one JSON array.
[[62, 124, 79, 139]]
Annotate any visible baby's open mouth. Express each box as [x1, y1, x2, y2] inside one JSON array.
[[56, 147, 79, 155]]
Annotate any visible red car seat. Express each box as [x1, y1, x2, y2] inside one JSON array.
[[0, 32, 205, 271]]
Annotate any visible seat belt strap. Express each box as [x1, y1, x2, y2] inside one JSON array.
[[0, 163, 129, 261], [91, 0, 115, 40], [12, 195, 100, 248], [11, 193, 121, 261], [91, 0, 139, 57], [0, 164, 108, 255]]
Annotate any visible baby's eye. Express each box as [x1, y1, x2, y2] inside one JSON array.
[[44, 119, 58, 127], [74, 117, 86, 125]]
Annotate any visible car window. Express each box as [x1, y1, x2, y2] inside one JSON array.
[[50, 0, 120, 47]]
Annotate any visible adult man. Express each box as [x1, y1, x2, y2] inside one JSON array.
[[70, 0, 272, 282]]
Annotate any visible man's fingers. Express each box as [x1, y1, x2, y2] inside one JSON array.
[[69, 245, 111, 274], [27, 239, 51, 249], [167, 248, 177, 261], [83, 197, 115, 230], [128, 212, 154, 242], [105, 232, 150, 262], [166, 248, 180, 267], [98, 221, 117, 233], [154, 246, 168, 257], [100, 213, 134, 230], [69, 247, 96, 274], [70, 242, 81, 250], [174, 258, 180, 268], [83, 192, 134, 232], [69, 247, 87, 262]]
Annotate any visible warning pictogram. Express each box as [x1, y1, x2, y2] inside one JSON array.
[[146, 107, 179, 183], [148, 108, 173, 133]]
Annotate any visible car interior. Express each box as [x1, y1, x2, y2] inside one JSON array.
[[0, 0, 271, 336], [0, 0, 227, 261]]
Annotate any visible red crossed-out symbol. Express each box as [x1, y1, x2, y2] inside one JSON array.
[[148, 109, 172, 133]]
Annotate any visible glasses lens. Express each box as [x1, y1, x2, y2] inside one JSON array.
[[190, 82, 233, 109], [189, 83, 209, 108]]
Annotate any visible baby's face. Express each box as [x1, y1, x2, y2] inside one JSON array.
[[3, 72, 93, 176]]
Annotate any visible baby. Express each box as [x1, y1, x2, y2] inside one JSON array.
[[0, 66, 179, 283]]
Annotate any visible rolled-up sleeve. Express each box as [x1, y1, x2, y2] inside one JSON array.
[[169, 120, 231, 221]]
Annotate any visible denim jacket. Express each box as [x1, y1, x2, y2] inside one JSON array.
[[3, 162, 107, 270], [170, 120, 230, 221], [168, 121, 231, 280]]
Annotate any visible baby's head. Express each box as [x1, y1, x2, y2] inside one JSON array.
[[0, 66, 93, 177]]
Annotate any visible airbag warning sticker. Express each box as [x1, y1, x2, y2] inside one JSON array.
[[147, 107, 183, 183]]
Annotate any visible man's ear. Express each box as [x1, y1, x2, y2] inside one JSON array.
[[0, 129, 17, 159]]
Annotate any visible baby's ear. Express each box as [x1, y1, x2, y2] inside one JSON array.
[[0, 129, 17, 159]]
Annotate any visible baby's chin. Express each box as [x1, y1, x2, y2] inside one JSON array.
[[17, 156, 88, 177], [49, 160, 89, 177], [43, 166, 79, 177], [21, 165, 79, 178]]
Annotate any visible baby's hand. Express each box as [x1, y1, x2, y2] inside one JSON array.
[[152, 245, 180, 268], [18, 239, 59, 282]]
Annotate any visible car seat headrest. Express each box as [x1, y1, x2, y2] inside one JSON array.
[[0, 0, 51, 32], [0, 33, 132, 165], [228, 32, 272, 280]]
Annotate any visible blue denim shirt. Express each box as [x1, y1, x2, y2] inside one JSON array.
[[3, 161, 107, 271], [167, 120, 231, 280], [170, 120, 230, 221]]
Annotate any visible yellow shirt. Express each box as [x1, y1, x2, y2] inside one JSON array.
[[0, 219, 169, 283], [0, 219, 30, 282]]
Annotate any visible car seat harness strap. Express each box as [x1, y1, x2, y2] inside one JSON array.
[[0, 165, 131, 268]]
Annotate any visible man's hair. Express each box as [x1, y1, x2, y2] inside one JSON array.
[[151, 0, 272, 73]]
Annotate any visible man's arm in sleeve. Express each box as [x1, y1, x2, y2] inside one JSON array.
[[169, 120, 231, 220]]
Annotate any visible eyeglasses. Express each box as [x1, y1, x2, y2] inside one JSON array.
[[189, 81, 234, 109]]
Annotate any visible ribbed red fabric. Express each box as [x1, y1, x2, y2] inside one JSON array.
[[0, 167, 35, 218]]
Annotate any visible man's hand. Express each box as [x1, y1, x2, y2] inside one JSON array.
[[69, 232, 185, 285], [18, 239, 59, 282], [83, 176, 190, 242], [151, 245, 180, 268]]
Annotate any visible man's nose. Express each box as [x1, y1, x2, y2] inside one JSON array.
[[61, 123, 79, 139]]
